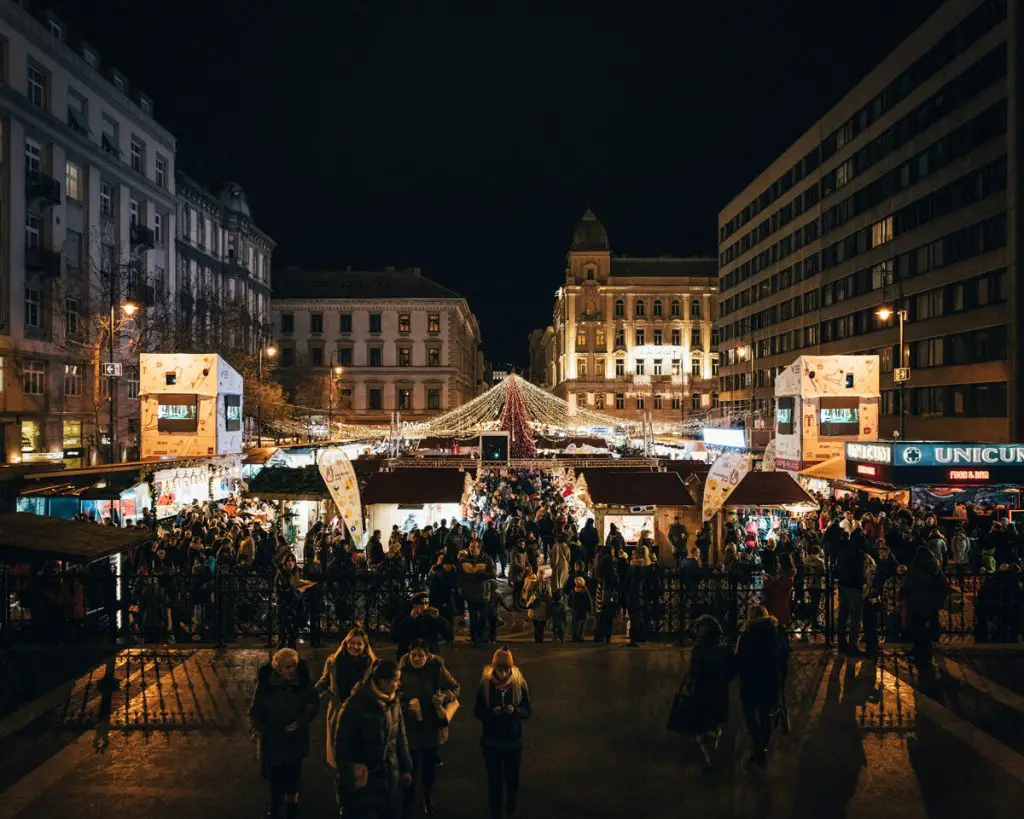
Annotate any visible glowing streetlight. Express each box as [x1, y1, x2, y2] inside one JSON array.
[[876, 304, 909, 439], [265, 345, 278, 358], [122, 301, 139, 317], [256, 344, 279, 447], [875, 306, 893, 322]]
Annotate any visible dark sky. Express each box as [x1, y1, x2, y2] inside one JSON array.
[[51, 1, 943, 367]]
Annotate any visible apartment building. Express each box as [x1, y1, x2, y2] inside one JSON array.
[[716, 0, 1019, 443], [271, 268, 483, 423]]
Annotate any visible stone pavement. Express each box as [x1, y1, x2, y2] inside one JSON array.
[[1, 643, 1023, 819]]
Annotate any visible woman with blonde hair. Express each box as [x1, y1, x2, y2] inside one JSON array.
[[316, 627, 377, 813]]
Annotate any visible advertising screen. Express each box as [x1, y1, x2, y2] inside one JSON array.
[[702, 428, 746, 448], [776, 396, 795, 435], [224, 394, 242, 431], [819, 397, 860, 436], [605, 514, 654, 544], [157, 395, 199, 432]]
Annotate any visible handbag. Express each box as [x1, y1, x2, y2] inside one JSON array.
[[666, 677, 700, 735], [435, 698, 460, 724]]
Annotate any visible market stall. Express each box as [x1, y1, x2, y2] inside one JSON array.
[[18, 465, 153, 524], [362, 468, 465, 535], [721, 470, 818, 547], [582, 470, 697, 552]]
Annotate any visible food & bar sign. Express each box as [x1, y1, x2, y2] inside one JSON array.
[[846, 441, 1024, 485]]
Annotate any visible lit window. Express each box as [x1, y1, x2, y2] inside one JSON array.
[[398, 313, 411, 334], [595, 328, 606, 348], [428, 314, 440, 334], [614, 299, 624, 318], [576, 329, 587, 348], [64, 363, 83, 396], [635, 299, 646, 317], [65, 162, 82, 200], [871, 216, 894, 247]]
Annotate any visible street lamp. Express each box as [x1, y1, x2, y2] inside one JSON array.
[[256, 345, 277, 447], [876, 305, 908, 439], [107, 299, 139, 464], [738, 344, 755, 418], [328, 360, 344, 437]]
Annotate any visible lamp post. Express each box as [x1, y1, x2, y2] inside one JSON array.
[[107, 297, 138, 464], [328, 361, 344, 439], [739, 344, 755, 419], [876, 305, 908, 439], [256, 344, 277, 447]]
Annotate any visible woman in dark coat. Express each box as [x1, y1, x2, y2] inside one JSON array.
[[248, 648, 321, 818], [399, 640, 461, 816], [687, 615, 736, 768], [735, 605, 783, 770], [900, 547, 951, 669]]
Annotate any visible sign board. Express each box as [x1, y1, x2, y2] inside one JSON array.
[[894, 367, 911, 383], [632, 345, 684, 360], [702, 428, 746, 449], [702, 451, 751, 521], [102, 362, 123, 377], [845, 441, 1024, 485], [319, 447, 364, 545], [480, 432, 510, 463]]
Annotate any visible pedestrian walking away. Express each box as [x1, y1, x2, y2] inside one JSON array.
[[735, 606, 784, 770], [317, 628, 378, 782]]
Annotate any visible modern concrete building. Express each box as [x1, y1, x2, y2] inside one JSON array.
[[0, 1, 175, 465], [716, 0, 1019, 443], [270, 268, 483, 423], [535, 210, 718, 424]]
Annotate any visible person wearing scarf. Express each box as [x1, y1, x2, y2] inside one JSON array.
[[473, 647, 532, 819]]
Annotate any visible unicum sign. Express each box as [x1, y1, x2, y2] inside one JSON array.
[[897, 444, 1024, 467], [845, 442, 892, 464]]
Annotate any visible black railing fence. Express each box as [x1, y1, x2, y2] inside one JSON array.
[[3, 566, 1021, 647]]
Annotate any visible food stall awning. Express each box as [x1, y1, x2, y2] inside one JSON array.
[[799, 456, 846, 481], [245, 465, 330, 500], [725, 471, 817, 509], [21, 471, 139, 499], [0, 513, 154, 563], [585, 471, 695, 507], [243, 446, 280, 466], [362, 469, 465, 505]]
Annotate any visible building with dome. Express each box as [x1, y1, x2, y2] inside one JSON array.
[[529, 210, 719, 424]]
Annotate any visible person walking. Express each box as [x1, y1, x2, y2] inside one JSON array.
[[333, 660, 413, 819], [579, 519, 599, 568], [473, 647, 532, 819], [569, 576, 593, 642], [836, 527, 869, 656], [459, 539, 497, 647], [735, 606, 783, 770], [507, 540, 529, 610], [549, 535, 571, 593], [399, 640, 461, 817], [900, 547, 951, 670], [249, 648, 321, 818], [687, 615, 736, 769], [527, 578, 550, 643]]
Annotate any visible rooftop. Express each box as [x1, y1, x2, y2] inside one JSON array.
[[610, 256, 718, 278], [272, 268, 467, 301]]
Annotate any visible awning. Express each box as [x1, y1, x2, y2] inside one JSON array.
[[243, 446, 280, 466], [585, 471, 695, 507], [362, 469, 465, 505], [725, 471, 817, 509], [0, 513, 155, 563], [799, 456, 846, 481], [245, 465, 330, 499], [21, 472, 139, 499]]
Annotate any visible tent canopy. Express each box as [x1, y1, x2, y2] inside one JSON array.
[[585, 471, 695, 507], [798, 456, 846, 481], [0, 513, 154, 563], [362, 469, 465, 505], [726, 471, 817, 509], [21, 472, 139, 500]]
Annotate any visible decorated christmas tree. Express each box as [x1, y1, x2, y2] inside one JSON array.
[[499, 375, 537, 458]]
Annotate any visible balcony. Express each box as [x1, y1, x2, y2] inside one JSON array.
[[25, 248, 62, 278], [25, 171, 61, 210], [130, 224, 155, 252]]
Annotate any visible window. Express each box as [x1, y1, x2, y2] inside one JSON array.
[[428, 314, 440, 334], [578, 358, 587, 378], [427, 388, 441, 410], [691, 393, 702, 411], [615, 358, 625, 376], [635, 359, 646, 376], [155, 155, 167, 188], [595, 357, 605, 377], [25, 138, 41, 175], [635, 299, 646, 317], [691, 357, 702, 377], [222, 394, 241, 430], [398, 347, 412, 367], [653, 329, 662, 345], [23, 360, 45, 395], [653, 299, 663, 316], [635, 329, 645, 346], [21, 420, 41, 452], [197, 216, 207, 248], [65, 297, 80, 336], [428, 347, 440, 367], [819, 397, 860, 436], [576, 329, 587, 348], [112, 74, 125, 92], [101, 115, 119, 156], [62, 161, 82, 200], [25, 287, 40, 328], [394, 313, 410, 335], [64, 363, 83, 396], [338, 347, 353, 366], [653, 394, 663, 409], [67, 87, 89, 134], [653, 359, 663, 376], [671, 299, 681, 317], [369, 388, 383, 410], [871, 216, 894, 247], [369, 347, 383, 367], [153, 213, 163, 244], [671, 328, 681, 346], [595, 328, 606, 348], [615, 393, 624, 410], [27, 61, 47, 108], [614, 328, 625, 347], [340, 314, 352, 333], [595, 393, 605, 409], [690, 299, 701, 318], [280, 348, 294, 367], [671, 397, 681, 410], [711, 328, 719, 347], [586, 267, 595, 281], [637, 396, 646, 410], [614, 299, 625, 318], [63, 420, 82, 449], [369, 313, 382, 334], [280, 313, 294, 333], [99, 181, 113, 217], [127, 366, 139, 399], [130, 136, 145, 173], [25, 212, 40, 253], [310, 313, 324, 333], [398, 388, 412, 410], [310, 347, 324, 367], [691, 328, 701, 347], [671, 359, 681, 376], [129, 198, 139, 226], [711, 357, 720, 376]]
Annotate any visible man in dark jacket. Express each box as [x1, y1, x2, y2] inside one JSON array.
[[482, 523, 504, 577], [391, 592, 452, 658], [579, 519, 599, 567], [836, 528, 869, 655], [334, 660, 413, 819], [366, 531, 385, 569], [735, 607, 783, 769], [459, 541, 497, 647]]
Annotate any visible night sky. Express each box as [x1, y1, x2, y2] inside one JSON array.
[[50, 1, 943, 367]]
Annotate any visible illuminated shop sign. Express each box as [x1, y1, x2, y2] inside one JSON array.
[[948, 469, 990, 482], [845, 442, 892, 464], [702, 428, 746, 449], [846, 441, 1024, 484], [896, 444, 1024, 467]]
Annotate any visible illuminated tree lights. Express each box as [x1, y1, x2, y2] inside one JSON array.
[[499, 374, 537, 458]]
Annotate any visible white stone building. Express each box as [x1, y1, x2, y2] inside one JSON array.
[[270, 268, 483, 423]]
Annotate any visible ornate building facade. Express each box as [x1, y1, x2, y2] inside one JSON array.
[[270, 268, 483, 423], [533, 210, 718, 423]]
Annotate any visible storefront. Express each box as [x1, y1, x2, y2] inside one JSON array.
[[362, 469, 464, 538], [582, 470, 697, 550], [844, 441, 1024, 512], [18, 469, 153, 524]]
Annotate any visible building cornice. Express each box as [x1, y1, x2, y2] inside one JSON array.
[[270, 298, 471, 312]]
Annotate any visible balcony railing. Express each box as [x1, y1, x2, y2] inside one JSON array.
[[130, 224, 155, 251], [25, 171, 61, 209], [25, 248, 62, 278]]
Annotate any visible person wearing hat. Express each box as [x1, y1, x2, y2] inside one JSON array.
[[474, 646, 532, 819], [391, 592, 452, 659], [334, 659, 413, 819], [735, 605, 784, 769], [570, 576, 593, 642]]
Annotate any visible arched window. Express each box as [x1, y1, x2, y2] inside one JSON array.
[[614, 299, 625, 318], [690, 299, 701, 318], [635, 299, 646, 317], [653, 299, 663, 316], [671, 299, 681, 317], [586, 267, 596, 281], [585, 300, 595, 315]]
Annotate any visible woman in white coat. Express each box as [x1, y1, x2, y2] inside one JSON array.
[[550, 535, 571, 593]]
